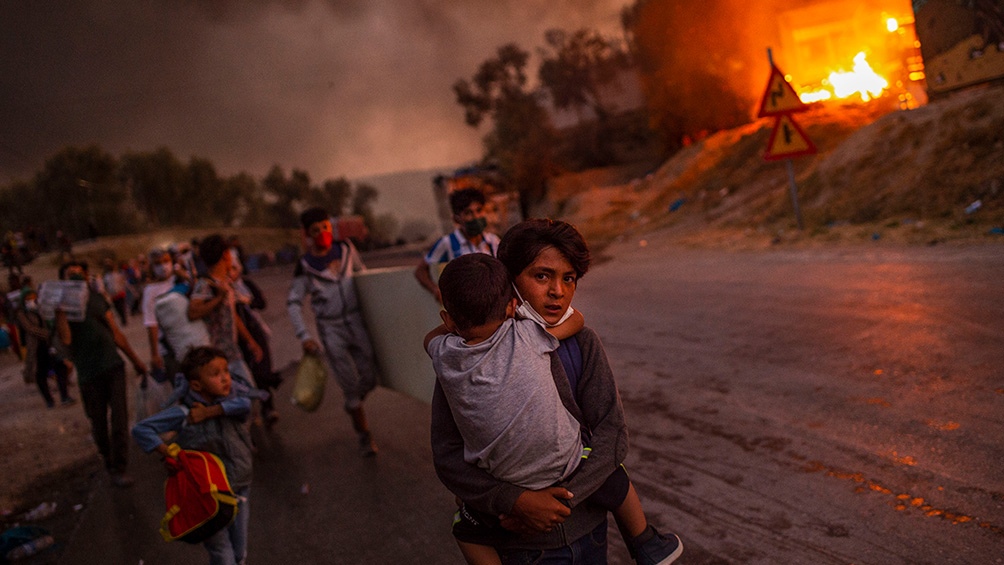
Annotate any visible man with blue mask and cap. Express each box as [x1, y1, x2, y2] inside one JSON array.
[[414, 187, 501, 303]]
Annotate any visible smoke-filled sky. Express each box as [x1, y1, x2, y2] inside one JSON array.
[[0, 0, 627, 183]]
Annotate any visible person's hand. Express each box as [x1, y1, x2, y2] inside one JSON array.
[[501, 488, 573, 533], [499, 515, 539, 535], [217, 281, 234, 301], [188, 402, 210, 424], [302, 339, 320, 355]]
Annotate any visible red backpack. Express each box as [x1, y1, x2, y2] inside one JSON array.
[[159, 444, 239, 544]]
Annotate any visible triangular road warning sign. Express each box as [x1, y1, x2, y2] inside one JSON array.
[[757, 65, 808, 117], [764, 114, 817, 161]]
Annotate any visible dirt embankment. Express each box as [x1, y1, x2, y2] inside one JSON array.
[[553, 84, 1004, 250]]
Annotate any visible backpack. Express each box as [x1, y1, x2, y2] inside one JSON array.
[[160, 443, 239, 544]]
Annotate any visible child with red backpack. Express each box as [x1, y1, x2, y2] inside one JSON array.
[[132, 346, 254, 565]]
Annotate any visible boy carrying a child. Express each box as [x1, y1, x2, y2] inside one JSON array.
[[425, 253, 682, 565], [132, 346, 254, 565]]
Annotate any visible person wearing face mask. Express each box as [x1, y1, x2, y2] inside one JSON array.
[[288, 207, 380, 456], [171, 242, 200, 283], [431, 219, 684, 565], [415, 187, 501, 302], [15, 286, 74, 408], [141, 249, 183, 380], [55, 261, 148, 488]]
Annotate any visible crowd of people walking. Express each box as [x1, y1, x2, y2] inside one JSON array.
[[1, 190, 683, 564]]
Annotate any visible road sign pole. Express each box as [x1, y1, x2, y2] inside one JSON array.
[[761, 46, 810, 231], [785, 158, 804, 230]]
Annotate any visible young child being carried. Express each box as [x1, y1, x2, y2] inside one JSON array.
[[132, 346, 255, 565], [424, 253, 682, 565]]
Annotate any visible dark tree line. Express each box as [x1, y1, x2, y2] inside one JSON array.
[[0, 145, 379, 241]]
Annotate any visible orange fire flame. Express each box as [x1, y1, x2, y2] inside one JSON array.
[[798, 51, 890, 103]]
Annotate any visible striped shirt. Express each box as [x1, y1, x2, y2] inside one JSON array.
[[423, 229, 500, 264]]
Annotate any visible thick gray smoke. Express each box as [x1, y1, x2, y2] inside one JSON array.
[[0, 0, 626, 182]]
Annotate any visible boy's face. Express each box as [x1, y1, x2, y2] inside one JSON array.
[[306, 219, 334, 251], [453, 202, 486, 236], [513, 246, 577, 326], [63, 265, 87, 281], [216, 249, 233, 270], [190, 357, 232, 400]]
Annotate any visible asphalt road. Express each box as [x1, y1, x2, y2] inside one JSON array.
[[59, 241, 1004, 564], [577, 240, 1004, 565]]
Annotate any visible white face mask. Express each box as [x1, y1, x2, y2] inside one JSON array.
[[152, 263, 171, 280], [513, 285, 574, 328], [24, 299, 37, 310]]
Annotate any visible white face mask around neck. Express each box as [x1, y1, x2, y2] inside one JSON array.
[[512, 285, 574, 328]]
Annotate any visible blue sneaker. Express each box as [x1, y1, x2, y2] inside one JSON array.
[[634, 528, 683, 565]]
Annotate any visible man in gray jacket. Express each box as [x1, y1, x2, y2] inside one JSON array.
[[287, 207, 379, 456]]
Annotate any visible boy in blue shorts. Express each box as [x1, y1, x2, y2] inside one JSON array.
[[425, 254, 682, 565], [132, 346, 254, 565]]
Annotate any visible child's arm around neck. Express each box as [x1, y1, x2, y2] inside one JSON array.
[[424, 324, 451, 355], [546, 309, 584, 341]]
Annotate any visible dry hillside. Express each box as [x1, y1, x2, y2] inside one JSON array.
[[553, 84, 1004, 249]]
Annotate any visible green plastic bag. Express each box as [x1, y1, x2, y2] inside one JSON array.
[[291, 353, 327, 412]]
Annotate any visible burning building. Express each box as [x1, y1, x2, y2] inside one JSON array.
[[771, 0, 927, 108], [772, 0, 1004, 107]]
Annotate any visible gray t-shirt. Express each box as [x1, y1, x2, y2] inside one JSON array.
[[427, 318, 583, 490]]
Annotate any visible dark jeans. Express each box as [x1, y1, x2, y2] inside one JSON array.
[[35, 349, 70, 406], [498, 519, 609, 565], [79, 363, 129, 473], [111, 297, 128, 326]]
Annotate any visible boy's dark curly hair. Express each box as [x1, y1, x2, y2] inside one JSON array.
[[438, 253, 512, 331], [497, 219, 591, 280], [180, 346, 228, 382], [198, 234, 228, 267], [449, 187, 486, 216]]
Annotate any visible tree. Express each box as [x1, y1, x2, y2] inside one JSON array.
[[453, 44, 531, 128], [538, 28, 634, 166], [183, 157, 223, 225], [625, 0, 757, 149], [119, 147, 186, 226], [538, 28, 632, 123], [35, 145, 130, 238], [314, 177, 353, 217], [454, 43, 560, 217], [262, 165, 312, 228], [221, 172, 263, 227], [350, 182, 379, 228]]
